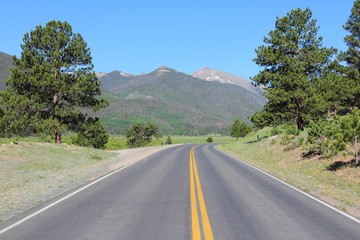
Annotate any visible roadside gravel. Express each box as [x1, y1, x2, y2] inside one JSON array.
[[0, 143, 178, 222]]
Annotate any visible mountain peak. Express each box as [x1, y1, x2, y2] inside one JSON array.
[[192, 67, 262, 96], [153, 66, 177, 76], [112, 70, 133, 77]]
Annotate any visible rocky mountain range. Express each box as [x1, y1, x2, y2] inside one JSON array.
[[98, 66, 266, 135], [0, 51, 266, 135]]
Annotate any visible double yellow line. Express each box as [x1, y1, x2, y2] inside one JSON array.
[[189, 146, 214, 240]]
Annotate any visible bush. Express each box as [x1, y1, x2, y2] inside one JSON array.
[[270, 127, 282, 136], [126, 122, 159, 148], [207, 136, 213, 143], [306, 119, 345, 158], [285, 125, 300, 136]]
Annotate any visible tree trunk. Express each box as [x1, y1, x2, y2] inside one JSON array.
[[55, 130, 61, 144], [355, 135, 359, 165], [326, 106, 331, 119], [296, 109, 304, 131], [295, 99, 305, 131]]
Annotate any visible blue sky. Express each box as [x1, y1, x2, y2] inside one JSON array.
[[0, 0, 355, 79]]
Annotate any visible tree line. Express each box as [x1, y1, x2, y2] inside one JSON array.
[[250, 1, 360, 164]]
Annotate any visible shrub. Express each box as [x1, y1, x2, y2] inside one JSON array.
[[285, 125, 300, 136], [270, 127, 282, 136], [306, 119, 345, 158], [125, 122, 159, 148], [72, 120, 108, 149], [207, 136, 213, 143]]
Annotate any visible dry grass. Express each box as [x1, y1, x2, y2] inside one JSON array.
[[219, 128, 360, 219], [0, 142, 117, 222]]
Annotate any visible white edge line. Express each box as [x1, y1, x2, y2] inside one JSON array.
[[0, 160, 140, 235], [217, 147, 360, 225]]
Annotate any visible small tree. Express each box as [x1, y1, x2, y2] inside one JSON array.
[[340, 108, 360, 164], [126, 122, 159, 148], [231, 120, 252, 140], [307, 119, 345, 158], [165, 136, 172, 144]]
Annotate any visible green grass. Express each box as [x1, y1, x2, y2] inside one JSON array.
[[219, 127, 360, 218], [1, 134, 235, 151], [105, 135, 234, 149], [105, 136, 128, 150]]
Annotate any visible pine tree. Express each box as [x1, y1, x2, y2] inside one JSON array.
[[252, 8, 335, 130], [126, 122, 160, 148], [340, 108, 360, 165], [230, 119, 251, 140], [312, 70, 355, 117], [0, 20, 108, 143], [338, 0, 360, 108], [165, 136, 172, 144]]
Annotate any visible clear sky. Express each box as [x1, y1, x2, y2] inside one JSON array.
[[0, 0, 355, 79]]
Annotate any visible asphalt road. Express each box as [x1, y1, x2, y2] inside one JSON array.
[[0, 144, 359, 240]]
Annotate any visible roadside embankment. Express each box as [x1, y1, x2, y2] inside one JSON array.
[[218, 128, 360, 220]]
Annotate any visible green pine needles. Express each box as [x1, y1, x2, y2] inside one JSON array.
[[252, 8, 336, 131], [0, 20, 108, 148]]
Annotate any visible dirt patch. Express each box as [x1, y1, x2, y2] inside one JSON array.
[[107, 145, 179, 170]]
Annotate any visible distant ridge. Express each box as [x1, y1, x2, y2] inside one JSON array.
[[0, 51, 13, 90]]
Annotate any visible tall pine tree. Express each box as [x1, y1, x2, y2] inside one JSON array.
[[338, 0, 360, 108], [252, 8, 335, 130], [0, 20, 108, 144]]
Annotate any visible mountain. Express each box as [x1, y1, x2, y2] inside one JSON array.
[[0, 51, 13, 90], [99, 66, 266, 135], [192, 67, 262, 96]]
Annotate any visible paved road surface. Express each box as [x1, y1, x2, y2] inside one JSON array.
[[0, 144, 359, 239]]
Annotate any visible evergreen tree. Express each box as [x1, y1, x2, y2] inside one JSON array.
[[252, 8, 335, 130], [338, 0, 360, 108], [307, 119, 346, 158], [72, 118, 109, 149], [165, 136, 172, 144], [230, 119, 251, 140], [312, 70, 355, 117], [0, 20, 108, 143], [126, 122, 160, 148], [340, 108, 360, 164]]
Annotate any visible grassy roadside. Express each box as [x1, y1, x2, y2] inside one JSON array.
[[0, 135, 232, 222], [218, 128, 360, 219], [0, 142, 118, 222]]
